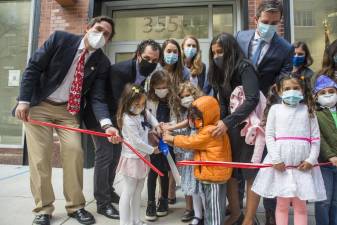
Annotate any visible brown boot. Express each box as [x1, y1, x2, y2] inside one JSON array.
[[265, 209, 276, 225]]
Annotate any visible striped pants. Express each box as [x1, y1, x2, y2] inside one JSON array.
[[201, 182, 227, 225]]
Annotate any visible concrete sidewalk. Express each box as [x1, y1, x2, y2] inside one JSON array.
[[0, 164, 316, 225]]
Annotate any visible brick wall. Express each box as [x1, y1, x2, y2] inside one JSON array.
[[38, 0, 89, 46], [248, 0, 285, 36]]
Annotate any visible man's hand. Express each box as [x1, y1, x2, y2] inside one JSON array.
[[105, 126, 121, 144], [15, 103, 30, 122], [211, 120, 228, 137], [273, 162, 286, 172], [329, 157, 337, 167], [298, 161, 313, 171]]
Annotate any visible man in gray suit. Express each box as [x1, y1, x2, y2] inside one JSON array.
[[235, 1, 293, 225]]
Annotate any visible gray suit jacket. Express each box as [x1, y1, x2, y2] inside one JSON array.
[[236, 29, 293, 95]]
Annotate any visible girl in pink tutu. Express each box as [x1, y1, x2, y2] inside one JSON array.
[[116, 84, 160, 225]]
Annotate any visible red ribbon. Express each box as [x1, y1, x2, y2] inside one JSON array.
[[28, 119, 164, 177], [177, 160, 333, 169]]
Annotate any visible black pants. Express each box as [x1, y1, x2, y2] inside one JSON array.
[[92, 133, 121, 209], [147, 169, 169, 202]]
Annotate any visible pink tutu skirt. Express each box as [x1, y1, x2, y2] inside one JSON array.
[[116, 156, 149, 179]]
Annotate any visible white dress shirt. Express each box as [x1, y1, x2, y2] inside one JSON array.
[[249, 31, 272, 65]]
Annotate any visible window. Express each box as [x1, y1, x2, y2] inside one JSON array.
[[0, 0, 31, 146], [293, 0, 337, 71]]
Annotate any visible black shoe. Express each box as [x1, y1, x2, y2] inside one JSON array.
[[189, 217, 203, 225], [145, 201, 157, 221], [68, 208, 95, 225], [111, 191, 120, 204], [97, 204, 119, 219], [181, 209, 194, 222], [32, 214, 51, 225], [168, 197, 176, 205], [156, 198, 168, 217]]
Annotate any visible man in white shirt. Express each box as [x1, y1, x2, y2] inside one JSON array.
[[15, 16, 118, 225]]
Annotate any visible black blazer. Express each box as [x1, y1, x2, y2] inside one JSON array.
[[84, 59, 137, 129], [17, 31, 111, 124], [236, 29, 293, 95]]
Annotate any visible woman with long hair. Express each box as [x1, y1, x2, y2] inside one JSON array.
[[181, 35, 207, 92], [207, 33, 260, 225]]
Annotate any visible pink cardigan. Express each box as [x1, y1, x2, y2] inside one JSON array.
[[229, 86, 266, 163]]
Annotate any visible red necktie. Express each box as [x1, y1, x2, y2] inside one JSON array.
[[67, 49, 88, 115]]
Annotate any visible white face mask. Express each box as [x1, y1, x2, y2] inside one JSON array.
[[181, 96, 194, 108], [317, 93, 337, 108], [155, 88, 169, 98], [130, 105, 144, 115], [87, 31, 105, 49]]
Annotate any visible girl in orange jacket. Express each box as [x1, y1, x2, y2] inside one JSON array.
[[163, 95, 232, 225]]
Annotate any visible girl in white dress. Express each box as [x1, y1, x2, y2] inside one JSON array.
[[116, 84, 160, 225], [252, 74, 326, 225]]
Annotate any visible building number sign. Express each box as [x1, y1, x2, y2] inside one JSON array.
[[143, 16, 179, 33]]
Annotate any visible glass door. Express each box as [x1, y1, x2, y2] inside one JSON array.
[[106, 3, 235, 66]]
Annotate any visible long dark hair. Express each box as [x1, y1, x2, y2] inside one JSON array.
[[319, 39, 337, 80], [161, 39, 184, 89], [207, 33, 245, 91], [262, 73, 315, 126], [292, 41, 313, 67], [116, 84, 146, 129]]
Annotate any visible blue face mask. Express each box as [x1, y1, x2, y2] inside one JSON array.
[[164, 53, 179, 65], [257, 22, 277, 41], [292, 55, 305, 67], [184, 47, 197, 59], [281, 90, 304, 106]]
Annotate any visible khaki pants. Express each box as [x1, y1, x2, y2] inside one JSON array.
[[24, 101, 85, 215]]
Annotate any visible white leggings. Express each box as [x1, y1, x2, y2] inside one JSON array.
[[119, 175, 145, 225], [192, 193, 205, 224]]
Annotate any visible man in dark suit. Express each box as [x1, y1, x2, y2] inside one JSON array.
[[15, 16, 118, 225], [83, 39, 161, 220], [236, 0, 293, 96], [235, 1, 293, 225]]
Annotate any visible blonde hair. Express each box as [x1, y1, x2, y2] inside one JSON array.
[[178, 82, 204, 99], [181, 35, 204, 77]]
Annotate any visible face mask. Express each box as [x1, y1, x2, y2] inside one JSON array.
[[139, 59, 157, 77], [184, 47, 197, 59], [130, 105, 144, 115], [257, 22, 277, 41], [292, 55, 305, 67], [281, 90, 304, 106], [181, 96, 194, 108], [317, 93, 337, 108], [164, 53, 178, 65], [213, 56, 224, 70], [87, 31, 105, 49], [155, 88, 169, 98]]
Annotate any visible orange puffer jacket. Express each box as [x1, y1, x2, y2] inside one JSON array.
[[173, 96, 232, 183]]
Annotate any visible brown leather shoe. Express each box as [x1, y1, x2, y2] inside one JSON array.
[[265, 209, 276, 225]]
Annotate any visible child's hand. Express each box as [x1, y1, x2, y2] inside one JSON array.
[[154, 125, 163, 137], [298, 161, 313, 171], [153, 147, 160, 154], [329, 157, 337, 167], [273, 162, 286, 172], [163, 131, 174, 144], [160, 122, 174, 132]]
